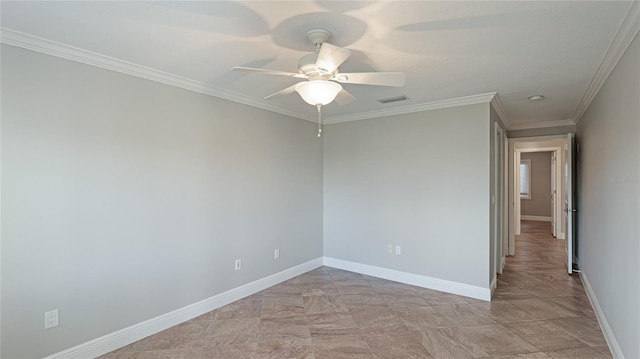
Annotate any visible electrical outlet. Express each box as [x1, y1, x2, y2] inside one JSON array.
[[44, 309, 59, 329], [387, 244, 393, 253], [395, 245, 401, 255], [274, 249, 280, 259], [234, 259, 242, 271]]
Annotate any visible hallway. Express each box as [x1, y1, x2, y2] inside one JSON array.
[[495, 220, 612, 358]]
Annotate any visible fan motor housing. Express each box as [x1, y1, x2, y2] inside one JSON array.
[[298, 28, 333, 76], [298, 52, 321, 75]]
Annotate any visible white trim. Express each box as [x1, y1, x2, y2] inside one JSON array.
[[520, 215, 552, 222], [508, 119, 575, 131], [323, 93, 497, 124], [490, 276, 497, 298], [42, 258, 323, 359], [0, 28, 500, 126], [573, 1, 640, 124], [490, 93, 511, 130], [511, 135, 571, 144], [580, 272, 624, 359], [556, 232, 566, 240], [323, 257, 491, 301], [0, 28, 316, 123]]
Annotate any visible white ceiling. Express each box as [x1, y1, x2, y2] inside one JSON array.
[[1, 1, 636, 129]]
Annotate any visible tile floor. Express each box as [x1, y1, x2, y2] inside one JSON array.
[[100, 221, 611, 358]]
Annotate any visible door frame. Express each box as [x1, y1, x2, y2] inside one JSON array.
[[507, 135, 568, 257], [551, 151, 557, 237], [493, 124, 506, 275], [516, 147, 562, 232], [565, 133, 576, 274]]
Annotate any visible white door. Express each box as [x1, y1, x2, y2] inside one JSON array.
[[494, 124, 505, 274], [565, 134, 575, 274], [514, 150, 521, 236], [507, 141, 516, 256], [551, 152, 556, 237]]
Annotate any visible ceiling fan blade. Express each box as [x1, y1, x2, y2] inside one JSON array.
[[333, 72, 406, 87], [232, 67, 306, 79], [264, 83, 299, 100], [316, 43, 351, 73], [334, 89, 356, 106]]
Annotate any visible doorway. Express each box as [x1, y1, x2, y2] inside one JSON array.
[[507, 135, 574, 273]]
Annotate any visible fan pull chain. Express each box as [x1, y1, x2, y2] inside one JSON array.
[[317, 104, 322, 138]]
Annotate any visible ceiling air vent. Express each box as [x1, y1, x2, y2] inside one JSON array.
[[378, 95, 409, 104]]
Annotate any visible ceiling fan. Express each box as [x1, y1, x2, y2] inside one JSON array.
[[232, 28, 406, 137]]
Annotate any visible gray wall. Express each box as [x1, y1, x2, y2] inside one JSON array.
[[1, 45, 324, 358], [323, 104, 491, 289], [520, 152, 552, 217], [576, 33, 639, 359], [508, 125, 575, 138]]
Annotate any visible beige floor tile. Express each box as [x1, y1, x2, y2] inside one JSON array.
[[502, 321, 588, 351], [299, 282, 340, 296], [251, 339, 315, 359], [256, 315, 310, 342], [470, 300, 538, 323], [456, 324, 539, 356], [132, 348, 205, 359], [492, 284, 539, 301], [307, 312, 357, 337], [520, 282, 590, 298], [420, 327, 490, 358], [334, 280, 377, 295], [394, 306, 453, 329], [592, 345, 614, 356], [431, 303, 497, 326], [199, 343, 255, 359], [493, 352, 552, 359], [546, 316, 609, 347], [546, 346, 613, 359], [349, 307, 405, 333], [311, 335, 373, 359], [143, 321, 208, 351], [202, 317, 260, 344], [302, 294, 349, 314], [547, 296, 597, 317], [508, 298, 580, 320], [260, 294, 305, 318], [189, 310, 217, 323], [340, 293, 388, 311], [366, 331, 434, 358], [214, 298, 261, 320]]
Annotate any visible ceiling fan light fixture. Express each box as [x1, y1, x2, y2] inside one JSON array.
[[295, 80, 342, 106]]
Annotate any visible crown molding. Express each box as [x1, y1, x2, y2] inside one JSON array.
[[573, 1, 640, 124], [489, 93, 511, 129], [508, 119, 576, 131], [0, 27, 316, 122], [324, 92, 497, 124], [1, 27, 496, 126]]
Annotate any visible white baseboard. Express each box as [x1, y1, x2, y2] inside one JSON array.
[[43, 258, 324, 359], [521, 215, 552, 222], [490, 276, 497, 298], [557, 232, 566, 240], [580, 271, 623, 359], [323, 257, 491, 301]]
